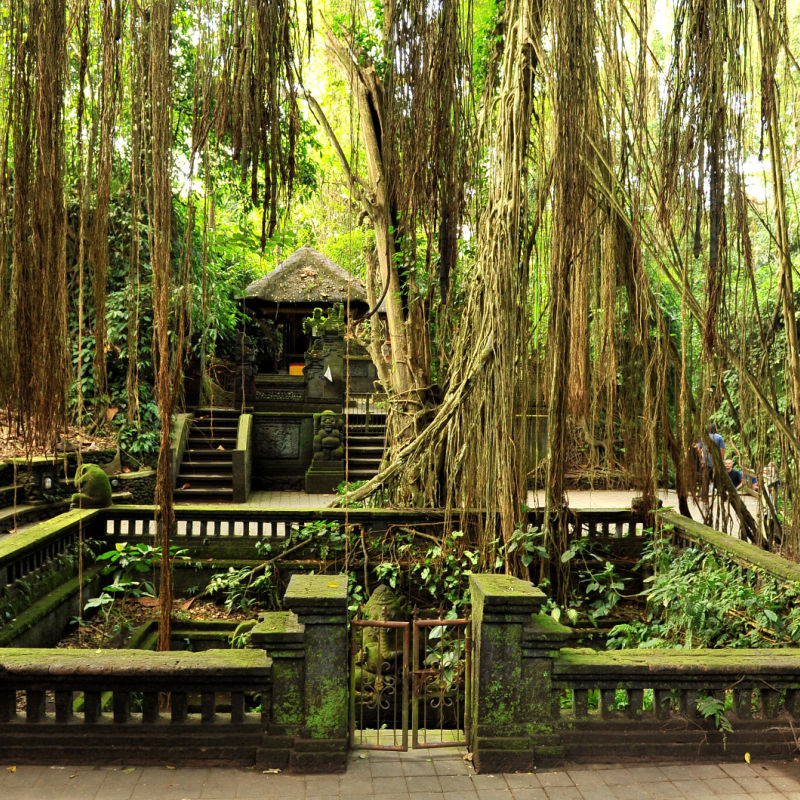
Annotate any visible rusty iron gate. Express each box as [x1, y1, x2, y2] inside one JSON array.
[[349, 617, 470, 751]]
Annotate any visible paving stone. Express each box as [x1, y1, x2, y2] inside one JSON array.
[[402, 760, 438, 776], [371, 775, 410, 794], [505, 772, 541, 788], [435, 759, 474, 776], [610, 781, 654, 799], [710, 795, 751, 800], [405, 775, 442, 792], [541, 786, 582, 800], [536, 770, 576, 787], [639, 781, 684, 798], [96, 767, 143, 800], [472, 774, 507, 789], [735, 776, 781, 794], [593, 768, 636, 786], [720, 763, 761, 779], [7, 754, 800, 799], [688, 764, 729, 780], [746, 793, 794, 800], [235, 773, 286, 799], [252, 775, 304, 798], [704, 777, 748, 795], [476, 789, 514, 800], [511, 789, 547, 800], [660, 765, 695, 780], [371, 759, 406, 777], [671, 778, 716, 797], [624, 766, 669, 782], [437, 774, 480, 792], [769, 777, 800, 793], [304, 774, 342, 795]]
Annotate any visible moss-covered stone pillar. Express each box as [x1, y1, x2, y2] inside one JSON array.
[[251, 611, 306, 769], [469, 574, 569, 773], [283, 573, 349, 772]]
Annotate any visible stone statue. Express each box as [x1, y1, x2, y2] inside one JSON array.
[[312, 411, 344, 461], [70, 463, 113, 509], [353, 585, 410, 704]]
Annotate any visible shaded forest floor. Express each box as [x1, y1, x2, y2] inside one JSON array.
[[0, 408, 117, 461]]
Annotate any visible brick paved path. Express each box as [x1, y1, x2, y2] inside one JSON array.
[[2, 749, 799, 799]]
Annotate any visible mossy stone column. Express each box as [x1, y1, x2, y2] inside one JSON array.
[[283, 573, 349, 772], [469, 574, 569, 772], [251, 611, 306, 769]]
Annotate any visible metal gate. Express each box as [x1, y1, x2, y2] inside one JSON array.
[[349, 617, 470, 751]]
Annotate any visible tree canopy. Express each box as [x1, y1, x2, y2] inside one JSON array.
[[2, 0, 800, 566]]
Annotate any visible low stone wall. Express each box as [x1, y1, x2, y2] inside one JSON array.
[[0, 648, 270, 765], [469, 573, 800, 771], [0, 575, 349, 771], [115, 469, 156, 504], [659, 509, 800, 584]]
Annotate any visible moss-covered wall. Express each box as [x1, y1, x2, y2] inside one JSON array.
[[469, 574, 569, 773]]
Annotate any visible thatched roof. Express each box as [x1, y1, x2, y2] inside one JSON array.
[[245, 246, 368, 306]]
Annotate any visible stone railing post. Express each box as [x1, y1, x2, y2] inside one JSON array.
[[252, 574, 349, 771], [251, 611, 306, 770], [469, 574, 570, 772]]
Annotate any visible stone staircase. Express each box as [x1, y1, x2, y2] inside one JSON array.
[[345, 410, 387, 482], [173, 409, 240, 503]]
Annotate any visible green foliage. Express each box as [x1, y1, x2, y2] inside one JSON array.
[[696, 694, 734, 739], [607, 538, 800, 649], [508, 524, 626, 628], [206, 565, 280, 613], [411, 530, 477, 614], [78, 543, 191, 644], [506, 523, 548, 567]]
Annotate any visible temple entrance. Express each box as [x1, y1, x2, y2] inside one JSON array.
[[349, 617, 471, 751]]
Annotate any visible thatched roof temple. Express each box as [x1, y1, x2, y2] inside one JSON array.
[[244, 246, 368, 308]]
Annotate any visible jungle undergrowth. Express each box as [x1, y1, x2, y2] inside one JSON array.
[[606, 537, 800, 650]]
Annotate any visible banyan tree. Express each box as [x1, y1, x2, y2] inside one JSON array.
[[2, 0, 800, 600]]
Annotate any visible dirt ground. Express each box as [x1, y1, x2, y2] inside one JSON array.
[[0, 409, 117, 462], [56, 597, 256, 650]]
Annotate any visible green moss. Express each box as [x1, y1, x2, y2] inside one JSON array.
[[529, 613, 571, 636], [659, 510, 800, 585], [253, 612, 304, 636], [305, 676, 347, 736], [0, 647, 269, 671], [285, 574, 347, 601], [0, 565, 103, 646], [555, 646, 800, 673], [0, 509, 100, 561]]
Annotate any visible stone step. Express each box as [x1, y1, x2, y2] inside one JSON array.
[[179, 460, 234, 472], [347, 435, 385, 446], [346, 469, 379, 481], [182, 450, 234, 461], [176, 473, 233, 485], [173, 486, 234, 502], [186, 436, 237, 449], [191, 421, 238, 433], [193, 408, 242, 419]]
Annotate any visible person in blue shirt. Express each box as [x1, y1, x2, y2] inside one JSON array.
[[696, 423, 725, 500], [724, 458, 742, 490]]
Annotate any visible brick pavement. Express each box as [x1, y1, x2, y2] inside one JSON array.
[[2, 749, 799, 799]]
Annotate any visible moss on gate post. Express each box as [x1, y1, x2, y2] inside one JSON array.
[[283, 573, 349, 772], [251, 611, 306, 770], [469, 574, 570, 773]]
